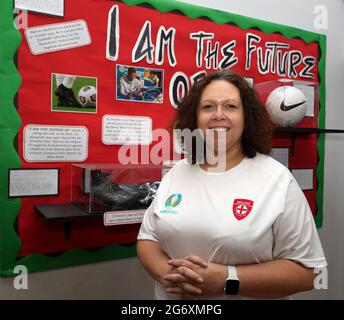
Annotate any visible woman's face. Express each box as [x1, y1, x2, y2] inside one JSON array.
[[197, 79, 244, 156]]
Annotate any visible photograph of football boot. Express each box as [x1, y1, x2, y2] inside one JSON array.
[[55, 83, 82, 107]]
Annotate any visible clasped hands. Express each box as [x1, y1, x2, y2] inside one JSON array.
[[162, 255, 227, 299]]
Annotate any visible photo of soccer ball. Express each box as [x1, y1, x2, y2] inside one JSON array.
[[78, 85, 97, 108], [265, 86, 307, 127]]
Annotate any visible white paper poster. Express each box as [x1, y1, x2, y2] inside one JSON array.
[[102, 115, 152, 145], [24, 125, 88, 162], [292, 169, 314, 190], [15, 0, 64, 17], [104, 210, 145, 226], [270, 148, 289, 168], [25, 20, 91, 55], [9, 169, 59, 197]]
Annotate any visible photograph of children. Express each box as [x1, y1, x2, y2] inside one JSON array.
[[51, 73, 97, 113], [116, 65, 163, 103]]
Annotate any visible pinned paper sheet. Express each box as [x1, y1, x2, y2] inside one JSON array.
[[23, 125, 88, 162], [292, 169, 314, 190], [9, 169, 59, 197], [270, 148, 289, 168], [104, 210, 145, 226], [15, 0, 64, 17], [102, 115, 152, 145], [25, 20, 91, 55]]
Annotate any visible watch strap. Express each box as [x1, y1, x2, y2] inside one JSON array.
[[227, 265, 238, 280], [224, 265, 240, 295]]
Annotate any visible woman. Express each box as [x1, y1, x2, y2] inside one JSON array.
[[137, 70, 327, 299]]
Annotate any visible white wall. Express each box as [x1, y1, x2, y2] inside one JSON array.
[[1, 0, 343, 299]]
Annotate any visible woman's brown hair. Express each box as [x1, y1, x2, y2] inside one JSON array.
[[174, 70, 272, 163]]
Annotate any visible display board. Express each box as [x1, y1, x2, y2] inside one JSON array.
[[0, 0, 326, 275]]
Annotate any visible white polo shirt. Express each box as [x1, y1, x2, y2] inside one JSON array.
[[138, 154, 327, 299]]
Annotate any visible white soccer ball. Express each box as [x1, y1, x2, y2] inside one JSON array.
[[266, 86, 307, 127], [78, 86, 97, 107]]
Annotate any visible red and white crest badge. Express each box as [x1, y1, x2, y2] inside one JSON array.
[[232, 199, 254, 220]]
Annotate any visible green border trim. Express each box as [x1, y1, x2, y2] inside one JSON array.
[[315, 35, 326, 228], [0, 0, 326, 276], [0, 0, 23, 276]]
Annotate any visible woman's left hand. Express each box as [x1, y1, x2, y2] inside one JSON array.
[[164, 255, 227, 297]]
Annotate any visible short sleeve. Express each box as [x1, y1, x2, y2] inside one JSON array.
[[137, 168, 174, 243], [137, 197, 159, 242], [272, 178, 327, 269]]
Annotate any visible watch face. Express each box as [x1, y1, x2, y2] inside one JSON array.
[[225, 279, 240, 295]]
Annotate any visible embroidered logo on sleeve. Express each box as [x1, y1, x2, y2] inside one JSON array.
[[233, 199, 254, 220]]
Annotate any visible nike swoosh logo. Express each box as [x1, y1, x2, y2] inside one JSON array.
[[280, 100, 306, 111]]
